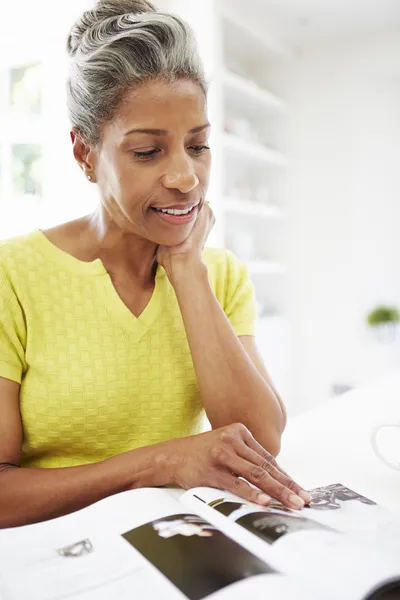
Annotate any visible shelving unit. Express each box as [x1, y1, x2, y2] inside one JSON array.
[[224, 198, 285, 220], [222, 69, 287, 115], [212, 0, 291, 397], [214, 0, 289, 286], [247, 261, 287, 276], [222, 133, 288, 167]]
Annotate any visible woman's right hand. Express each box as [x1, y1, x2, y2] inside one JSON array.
[[164, 423, 312, 510]]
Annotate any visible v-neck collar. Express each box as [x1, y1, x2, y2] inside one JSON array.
[[95, 265, 169, 340], [32, 229, 169, 341]]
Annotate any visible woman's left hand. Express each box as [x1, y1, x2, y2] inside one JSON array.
[[156, 200, 215, 276]]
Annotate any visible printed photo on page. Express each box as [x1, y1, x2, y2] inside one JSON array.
[[122, 513, 277, 600]]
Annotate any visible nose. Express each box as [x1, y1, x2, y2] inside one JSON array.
[[162, 153, 199, 194]]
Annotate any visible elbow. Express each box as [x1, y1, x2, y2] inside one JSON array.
[[254, 426, 282, 458], [281, 404, 288, 431], [0, 464, 20, 529], [263, 406, 286, 457], [266, 431, 282, 458]]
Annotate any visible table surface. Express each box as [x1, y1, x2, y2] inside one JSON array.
[[277, 370, 400, 517], [168, 371, 400, 518]]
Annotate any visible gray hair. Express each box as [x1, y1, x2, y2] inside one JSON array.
[[66, 0, 207, 146]]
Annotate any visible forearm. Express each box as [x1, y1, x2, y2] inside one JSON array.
[[0, 443, 171, 528], [169, 260, 285, 455]]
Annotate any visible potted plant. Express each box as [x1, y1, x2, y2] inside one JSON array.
[[366, 305, 400, 343]]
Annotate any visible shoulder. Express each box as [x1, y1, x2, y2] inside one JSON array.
[[202, 247, 253, 305], [202, 247, 250, 280], [0, 229, 40, 257], [202, 246, 244, 268], [0, 230, 42, 282]]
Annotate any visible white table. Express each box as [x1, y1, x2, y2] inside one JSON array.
[[277, 370, 400, 518], [168, 371, 400, 517]]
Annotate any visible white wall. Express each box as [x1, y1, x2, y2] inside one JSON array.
[[285, 30, 400, 414]]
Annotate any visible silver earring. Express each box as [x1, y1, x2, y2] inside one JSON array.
[[87, 175, 92, 181]]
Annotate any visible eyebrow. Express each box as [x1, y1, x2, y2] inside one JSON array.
[[123, 123, 211, 137]]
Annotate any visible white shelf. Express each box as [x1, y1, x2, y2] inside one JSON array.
[[225, 198, 286, 220], [248, 260, 287, 275], [223, 133, 287, 167], [222, 70, 286, 114]]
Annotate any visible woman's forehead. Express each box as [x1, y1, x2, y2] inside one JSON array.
[[116, 79, 208, 128]]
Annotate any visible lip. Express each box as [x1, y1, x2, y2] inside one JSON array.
[[151, 201, 200, 211], [151, 203, 199, 225]]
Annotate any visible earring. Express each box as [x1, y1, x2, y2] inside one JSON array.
[[87, 175, 92, 181]]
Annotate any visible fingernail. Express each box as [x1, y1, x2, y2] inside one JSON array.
[[258, 494, 271, 505], [299, 491, 313, 504], [289, 494, 305, 509]]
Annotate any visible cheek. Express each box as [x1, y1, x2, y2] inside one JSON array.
[[196, 158, 211, 190], [107, 162, 145, 206]]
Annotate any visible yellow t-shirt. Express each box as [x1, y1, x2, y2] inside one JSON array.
[[0, 230, 256, 468]]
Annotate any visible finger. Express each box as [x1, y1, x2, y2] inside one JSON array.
[[242, 430, 312, 504], [217, 472, 272, 507], [224, 454, 307, 510], [236, 443, 311, 505], [239, 437, 307, 494]]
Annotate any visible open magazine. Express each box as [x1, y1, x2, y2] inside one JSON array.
[[0, 483, 399, 600]]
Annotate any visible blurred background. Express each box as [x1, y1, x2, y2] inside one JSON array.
[[0, 0, 399, 416]]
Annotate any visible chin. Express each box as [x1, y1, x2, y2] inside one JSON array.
[[152, 225, 195, 247], [153, 233, 190, 247]]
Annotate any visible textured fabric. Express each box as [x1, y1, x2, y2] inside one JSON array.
[[0, 230, 256, 468]]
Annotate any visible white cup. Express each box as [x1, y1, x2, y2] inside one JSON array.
[[371, 422, 400, 471]]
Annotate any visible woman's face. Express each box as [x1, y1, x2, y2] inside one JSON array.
[[89, 78, 211, 246]]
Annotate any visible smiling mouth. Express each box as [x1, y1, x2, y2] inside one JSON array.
[[151, 203, 199, 216], [150, 203, 199, 224]]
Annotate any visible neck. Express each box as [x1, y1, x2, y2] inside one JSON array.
[[79, 210, 158, 284]]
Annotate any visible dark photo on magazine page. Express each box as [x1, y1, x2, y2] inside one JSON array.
[[122, 513, 277, 600], [305, 483, 376, 510], [208, 499, 329, 545], [365, 578, 400, 600]]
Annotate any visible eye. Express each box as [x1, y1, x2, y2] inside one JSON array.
[[189, 145, 210, 154], [132, 149, 161, 159]]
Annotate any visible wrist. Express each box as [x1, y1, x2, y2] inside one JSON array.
[[164, 255, 208, 287], [109, 443, 176, 491]]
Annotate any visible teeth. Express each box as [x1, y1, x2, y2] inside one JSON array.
[[158, 206, 193, 215]]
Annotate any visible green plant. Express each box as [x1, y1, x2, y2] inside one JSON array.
[[367, 306, 400, 327]]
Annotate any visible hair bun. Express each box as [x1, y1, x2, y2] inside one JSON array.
[[67, 0, 157, 57]]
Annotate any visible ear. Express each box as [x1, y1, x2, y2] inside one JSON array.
[[70, 128, 96, 181]]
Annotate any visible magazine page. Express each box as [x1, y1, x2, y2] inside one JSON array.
[[181, 484, 400, 600], [269, 530, 400, 600], [293, 483, 400, 539], [121, 512, 317, 600], [0, 487, 315, 600], [184, 483, 400, 539], [0, 488, 185, 600]]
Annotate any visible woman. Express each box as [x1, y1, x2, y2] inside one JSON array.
[[0, 0, 311, 528]]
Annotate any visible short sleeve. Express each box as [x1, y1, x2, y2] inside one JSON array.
[[0, 258, 27, 383], [223, 250, 257, 337]]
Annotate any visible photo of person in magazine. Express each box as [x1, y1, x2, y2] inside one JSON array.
[[122, 513, 277, 600], [208, 498, 330, 545], [200, 483, 378, 545], [305, 483, 376, 511]]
